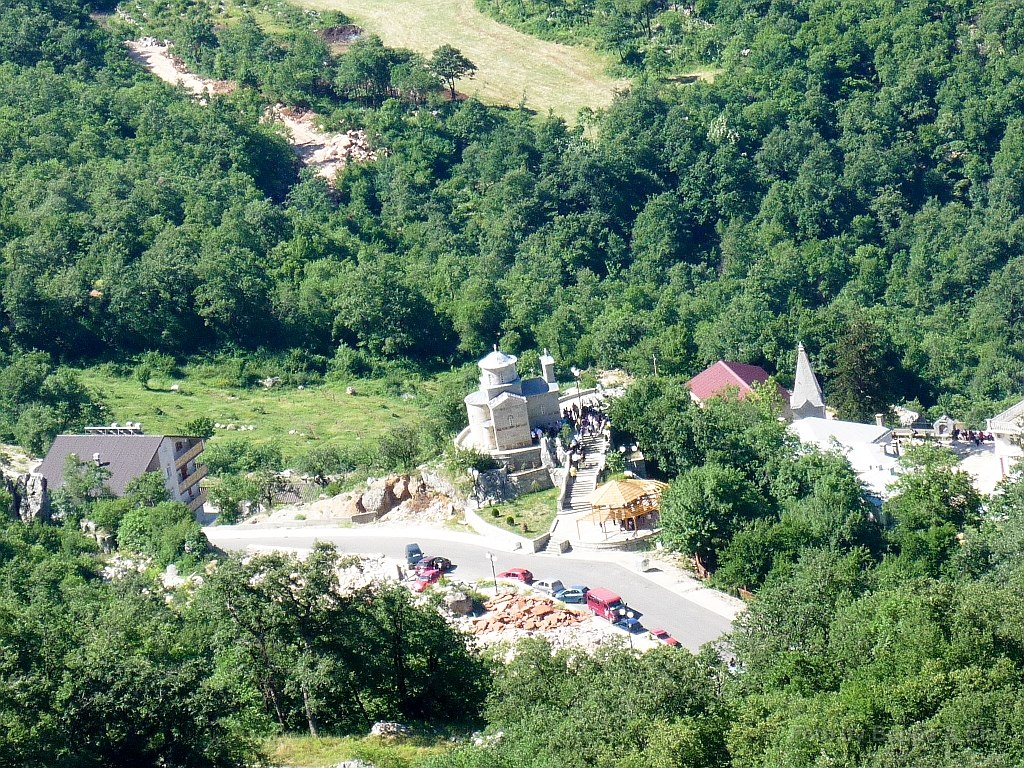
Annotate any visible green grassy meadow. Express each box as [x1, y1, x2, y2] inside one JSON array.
[[299, 0, 628, 121], [266, 734, 451, 766], [76, 368, 431, 463]]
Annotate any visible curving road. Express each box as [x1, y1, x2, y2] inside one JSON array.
[[206, 527, 735, 651]]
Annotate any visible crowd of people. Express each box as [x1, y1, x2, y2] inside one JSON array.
[[952, 428, 994, 446], [562, 402, 611, 478], [530, 425, 561, 444], [563, 402, 610, 438]]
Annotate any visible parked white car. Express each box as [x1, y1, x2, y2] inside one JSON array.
[[532, 579, 565, 597]]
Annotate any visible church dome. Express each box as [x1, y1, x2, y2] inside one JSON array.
[[478, 349, 518, 370]]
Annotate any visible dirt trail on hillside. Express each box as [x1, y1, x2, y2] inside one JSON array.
[[125, 39, 375, 183], [126, 39, 235, 97]]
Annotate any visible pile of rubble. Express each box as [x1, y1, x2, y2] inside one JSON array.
[[469, 594, 587, 634], [244, 470, 467, 527], [284, 473, 461, 526], [378, 491, 460, 526]]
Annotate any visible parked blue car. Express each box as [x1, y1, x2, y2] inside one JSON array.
[[555, 585, 590, 604]]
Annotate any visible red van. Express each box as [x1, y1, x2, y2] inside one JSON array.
[[586, 587, 626, 621]]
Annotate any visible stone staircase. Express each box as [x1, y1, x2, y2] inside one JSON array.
[[565, 432, 607, 514], [539, 535, 567, 555], [541, 432, 608, 554]]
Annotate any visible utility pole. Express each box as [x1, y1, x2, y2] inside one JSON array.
[[486, 551, 497, 592], [652, 354, 658, 377]]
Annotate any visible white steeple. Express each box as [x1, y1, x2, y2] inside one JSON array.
[[790, 343, 826, 420]]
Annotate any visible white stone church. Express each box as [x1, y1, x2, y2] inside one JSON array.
[[455, 348, 562, 469]]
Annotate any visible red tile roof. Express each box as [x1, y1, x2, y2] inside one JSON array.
[[686, 361, 791, 403]]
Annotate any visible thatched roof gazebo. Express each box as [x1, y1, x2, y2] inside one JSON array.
[[581, 479, 669, 539]]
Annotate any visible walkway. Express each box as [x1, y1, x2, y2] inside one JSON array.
[[543, 429, 630, 550]]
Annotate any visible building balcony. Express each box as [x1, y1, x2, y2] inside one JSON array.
[[174, 441, 205, 470], [187, 488, 208, 512], [178, 464, 208, 495]]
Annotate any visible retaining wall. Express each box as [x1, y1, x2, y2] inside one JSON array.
[[508, 467, 554, 494]]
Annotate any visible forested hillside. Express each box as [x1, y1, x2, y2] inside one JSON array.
[[1, 0, 1023, 451], [4, 2, 1024, 766]]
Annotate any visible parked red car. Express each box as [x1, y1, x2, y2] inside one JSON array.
[[496, 568, 533, 584], [411, 568, 441, 592], [649, 628, 681, 647]]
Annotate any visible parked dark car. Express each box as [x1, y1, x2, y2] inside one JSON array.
[[555, 585, 589, 604], [496, 568, 533, 584], [415, 556, 453, 574], [588, 588, 643, 631], [405, 543, 423, 566], [616, 613, 644, 633]]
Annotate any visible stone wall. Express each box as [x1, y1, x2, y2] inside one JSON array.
[[507, 467, 554, 495]]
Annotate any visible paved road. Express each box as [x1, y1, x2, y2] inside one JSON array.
[[207, 528, 734, 651]]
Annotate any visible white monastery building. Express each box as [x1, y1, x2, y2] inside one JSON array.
[[987, 398, 1024, 460], [786, 344, 898, 498], [789, 343, 827, 420]]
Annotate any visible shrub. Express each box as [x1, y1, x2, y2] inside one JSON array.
[[328, 344, 371, 378], [182, 417, 215, 439], [133, 363, 153, 389], [605, 449, 626, 474], [506, 516, 515, 526], [195, 356, 257, 388], [376, 424, 421, 472], [449, 446, 498, 473], [93, 362, 133, 378], [140, 351, 178, 378], [297, 443, 364, 485], [558, 422, 573, 447], [284, 348, 328, 376], [124, 471, 171, 507], [204, 438, 282, 476], [118, 501, 207, 568], [14, 404, 58, 456], [206, 474, 264, 524]]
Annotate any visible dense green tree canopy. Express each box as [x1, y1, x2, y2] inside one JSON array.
[[1, 0, 1023, 436]]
